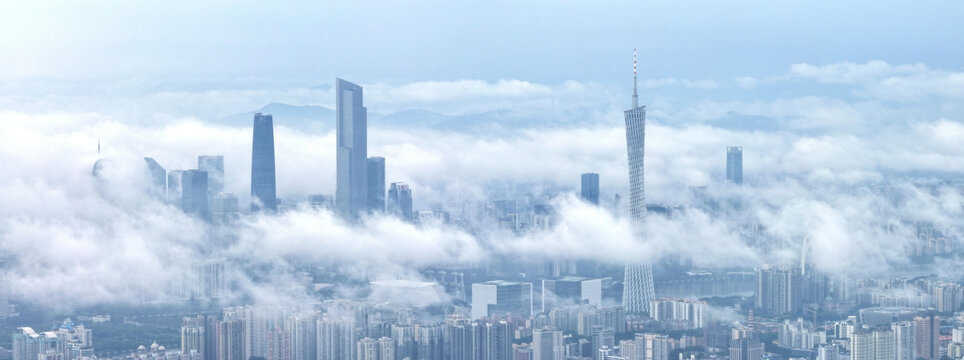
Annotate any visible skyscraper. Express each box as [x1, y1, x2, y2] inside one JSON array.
[[729, 332, 763, 360], [892, 321, 917, 360], [622, 48, 656, 314], [198, 155, 225, 198], [580, 173, 600, 204], [726, 146, 743, 184], [144, 157, 167, 197], [915, 314, 939, 360], [181, 316, 205, 358], [755, 265, 802, 315], [251, 113, 277, 212], [335, 78, 368, 217], [366, 157, 385, 212], [387, 182, 413, 222], [182, 169, 210, 221], [532, 327, 564, 360]]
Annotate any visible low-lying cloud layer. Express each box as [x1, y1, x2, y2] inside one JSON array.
[[1, 61, 962, 310]]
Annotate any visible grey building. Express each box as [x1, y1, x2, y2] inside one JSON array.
[[623, 49, 656, 315], [335, 78, 368, 217], [532, 327, 564, 360], [181, 169, 210, 221], [580, 173, 599, 204], [144, 157, 167, 195], [727, 146, 743, 184], [471, 280, 533, 319], [730, 332, 763, 360], [251, 112, 277, 212], [541, 277, 603, 312], [387, 182, 413, 222], [755, 264, 802, 315], [211, 193, 240, 224], [198, 155, 225, 198], [366, 157, 385, 212]]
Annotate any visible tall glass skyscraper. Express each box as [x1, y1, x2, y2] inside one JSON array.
[[580, 173, 600, 204], [335, 78, 368, 217], [251, 113, 277, 212], [182, 169, 210, 221], [198, 155, 225, 197], [367, 157, 385, 212], [387, 182, 413, 222], [622, 49, 656, 314], [727, 146, 743, 184]]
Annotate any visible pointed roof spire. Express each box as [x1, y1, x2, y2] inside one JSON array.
[[632, 47, 639, 109]]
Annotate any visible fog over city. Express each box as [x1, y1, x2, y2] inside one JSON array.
[[2, 59, 962, 309], [1, 2, 963, 360]]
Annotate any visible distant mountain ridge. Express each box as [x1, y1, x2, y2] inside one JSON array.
[[214, 102, 783, 134]]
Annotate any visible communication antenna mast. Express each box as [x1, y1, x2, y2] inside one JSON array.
[[632, 47, 639, 109]]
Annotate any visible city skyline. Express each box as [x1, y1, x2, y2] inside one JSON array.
[[1, 2, 963, 360]]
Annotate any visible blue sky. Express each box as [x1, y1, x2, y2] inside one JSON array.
[[2, 1, 962, 85]]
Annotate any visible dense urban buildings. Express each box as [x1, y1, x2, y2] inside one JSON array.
[[251, 112, 277, 212]]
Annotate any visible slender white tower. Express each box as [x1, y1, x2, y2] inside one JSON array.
[[622, 48, 656, 314]]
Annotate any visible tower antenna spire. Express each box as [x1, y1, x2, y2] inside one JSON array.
[[97, 139, 101, 155], [632, 47, 639, 109]]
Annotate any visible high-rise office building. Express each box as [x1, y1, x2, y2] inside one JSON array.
[[471, 280, 533, 319], [729, 332, 763, 360], [212, 193, 240, 224], [182, 169, 210, 221], [622, 49, 656, 315], [335, 78, 368, 217], [581, 173, 600, 204], [590, 326, 614, 360], [251, 113, 277, 212], [198, 155, 225, 199], [532, 327, 564, 360], [915, 314, 939, 360], [727, 146, 743, 184], [144, 157, 167, 197], [366, 157, 385, 212], [541, 277, 603, 312], [387, 182, 413, 222]]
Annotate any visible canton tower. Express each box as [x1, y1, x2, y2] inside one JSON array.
[[622, 48, 656, 314]]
